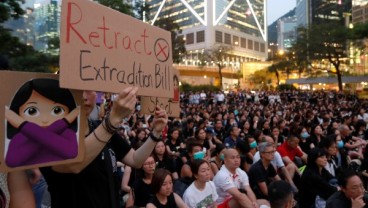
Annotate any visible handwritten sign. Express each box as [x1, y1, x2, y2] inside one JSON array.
[[0, 71, 86, 172], [141, 68, 180, 117], [59, 0, 174, 98]]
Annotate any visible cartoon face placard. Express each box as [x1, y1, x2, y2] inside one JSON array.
[[0, 71, 86, 172]]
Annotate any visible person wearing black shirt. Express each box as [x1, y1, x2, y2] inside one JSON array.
[[41, 88, 168, 208]]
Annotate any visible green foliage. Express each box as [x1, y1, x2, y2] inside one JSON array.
[[0, 0, 24, 23], [277, 84, 296, 91], [133, 0, 150, 21], [179, 82, 220, 93], [10, 53, 56, 72]]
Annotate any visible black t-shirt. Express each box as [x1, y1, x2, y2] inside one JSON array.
[[156, 156, 176, 173], [148, 193, 177, 208], [132, 178, 153, 207], [165, 139, 181, 152], [41, 131, 131, 208], [248, 160, 277, 199]]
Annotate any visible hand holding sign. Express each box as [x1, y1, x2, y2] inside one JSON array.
[[151, 106, 168, 136], [109, 87, 138, 127]]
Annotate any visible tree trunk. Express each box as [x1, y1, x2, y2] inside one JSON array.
[[218, 66, 223, 89], [336, 67, 343, 91]]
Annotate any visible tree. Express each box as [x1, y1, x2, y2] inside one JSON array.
[[293, 23, 350, 91], [133, 0, 150, 22], [201, 45, 232, 89], [0, 0, 25, 23], [155, 16, 186, 64]]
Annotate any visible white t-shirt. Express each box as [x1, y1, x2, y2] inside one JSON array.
[[183, 181, 218, 208], [213, 165, 250, 203], [252, 151, 285, 169]]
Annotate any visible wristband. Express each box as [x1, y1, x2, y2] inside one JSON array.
[[149, 132, 163, 142]]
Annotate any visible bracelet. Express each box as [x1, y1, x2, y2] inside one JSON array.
[[93, 130, 108, 144], [103, 113, 119, 134], [149, 132, 163, 142]]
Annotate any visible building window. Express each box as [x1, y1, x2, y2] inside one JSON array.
[[186, 33, 194, 44], [215, 31, 222, 43], [233, 36, 239, 46], [254, 41, 260, 51], [241, 38, 246, 48], [248, 39, 253, 50], [197, 30, 205, 43], [260, 43, 265, 52], [224, 33, 231, 45]]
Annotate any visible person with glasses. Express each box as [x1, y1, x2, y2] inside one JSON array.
[[126, 156, 156, 208], [248, 142, 281, 200], [326, 169, 367, 208]]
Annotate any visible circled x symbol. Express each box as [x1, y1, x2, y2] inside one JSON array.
[[154, 38, 170, 62]]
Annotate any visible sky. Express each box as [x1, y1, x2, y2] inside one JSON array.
[[267, 0, 296, 25]]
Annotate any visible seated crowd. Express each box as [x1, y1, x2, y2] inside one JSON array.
[[11, 89, 368, 208]]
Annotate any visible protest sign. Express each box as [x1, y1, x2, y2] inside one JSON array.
[[60, 0, 174, 98], [0, 71, 86, 171], [141, 67, 180, 117]]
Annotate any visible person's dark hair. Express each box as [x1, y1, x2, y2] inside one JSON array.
[[151, 168, 172, 194], [338, 169, 360, 188], [268, 180, 293, 208], [173, 75, 179, 85], [307, 147, 326, 168], [7, 78, 78, 138], [236, 139, 250, 155], [152, 140, 169, 161], [187, 140, 202, 154], [190, 159, 209, 178], [211, 143, 225, 157], [194, 127, 205, 139], [287, 133, 299, 141], [318, 136, 336, 150]]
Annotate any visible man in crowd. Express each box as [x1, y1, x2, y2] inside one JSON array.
[[268, 181, 295, 208], [224, 126, 242, 148], [249, 142, 281, 199], [326, 169, 366, 208], [277, 134, 307, 171], [214, 148, 268, 208]]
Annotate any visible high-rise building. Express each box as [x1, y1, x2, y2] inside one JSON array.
[[33, 0, 61, 54], [352, 0, 368, 24], [296, 0, 352, 27], [277, 16, 297, 51], [146, 0, 268, 67]]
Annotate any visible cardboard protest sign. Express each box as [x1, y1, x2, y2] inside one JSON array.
[[141, 67, 180, 117], [0, 71, 86, 172], [59, 0, 174, 98]]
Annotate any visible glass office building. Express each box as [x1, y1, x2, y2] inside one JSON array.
[[146, 0, 268, 65]]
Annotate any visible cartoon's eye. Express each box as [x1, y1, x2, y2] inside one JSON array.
[[24, 107, 40, 117], [51, 106, 65, 116]]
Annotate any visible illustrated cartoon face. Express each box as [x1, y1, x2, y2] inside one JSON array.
[[19, 90, 69, 127]]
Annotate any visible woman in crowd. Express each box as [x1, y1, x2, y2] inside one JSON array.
[[153, 140, 179, 180], [130, 128, 147, 150], [126, 156, 156, 208], [299, 148, 338, 208], [209, 143, 225, 175], [146, 169, 187, 208], [166, 128, 183, 160], [183, 160, 218, 208]]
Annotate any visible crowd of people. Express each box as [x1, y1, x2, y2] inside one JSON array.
[[3, 87, 368, 208]]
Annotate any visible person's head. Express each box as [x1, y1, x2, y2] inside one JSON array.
[[307, 148, 327, 169], [136, 128, 147, 140], [311, 125, 323, 136], [170, 128, 180, 140], [151, 169, 173, 196], [142, 156, 156, 176], [258, 142, 275, 161], [223, 148, 241, 170], [339, 169, 365, 200], [212, 143, 225, 160], [230, 126, 240, 137], [195, 128, 206, 141], [318, 136, 337, 157], [191, 159, 211, 182], [83, 90, 97, 116], [8, 78, 78, 139], [173, 75, 179, 88], [286, 134, 300, 149], [339, 124, 351, 137], [268, 181, 294, 208], [153, 140, 167, 158], [187, 140, 203, 159], [215, 119, 223, 129]]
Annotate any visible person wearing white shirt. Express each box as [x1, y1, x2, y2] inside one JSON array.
[[183, 160, 218, 208], [213, 149, 269, 208]]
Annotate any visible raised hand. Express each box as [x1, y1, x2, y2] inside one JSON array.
[[151, 106, 168, 136], [109, 87, 138, 127]]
